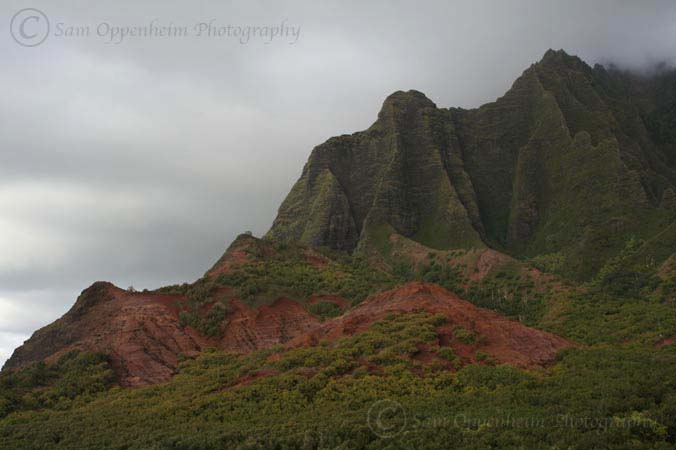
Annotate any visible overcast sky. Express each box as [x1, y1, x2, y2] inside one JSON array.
[[1, 0, 675, 367]]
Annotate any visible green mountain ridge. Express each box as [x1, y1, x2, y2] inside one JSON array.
[[267, 49, 676, 279]]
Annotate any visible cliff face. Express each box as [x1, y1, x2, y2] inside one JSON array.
[[267, 49, 676, 278], [266, 90, 485, 254]]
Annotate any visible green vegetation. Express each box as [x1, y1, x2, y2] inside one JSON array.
[[179, 300, 233, 338], [434, 346, 458, 364], [155, 241, 397, 336], [453, 326, 477, 345], [474, 350, 497, 365], [160, 278, 233, 337], [209, 246, 395, 306], [412, 256, 547, 325], [540, 290, 676, 346], [1, 255, 675, 449], [162, 232, 674, 348], [306, 301, 342, 320], [463, 277, 547, 326], [537, 240, 676, 346], [0, 351, 113, 420], [417, 259, 464, 290], [591, 237, 661, 299], [1, 313, 676, 449]]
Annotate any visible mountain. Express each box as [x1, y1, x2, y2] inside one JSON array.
[[267, 49, 676, 279], [2, 50, 676, 449]]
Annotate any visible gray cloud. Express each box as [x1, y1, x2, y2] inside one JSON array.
[[2, 0, 676, 366]]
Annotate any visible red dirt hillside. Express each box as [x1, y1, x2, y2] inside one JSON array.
[[2, 282, 209, 387], [291, 282, 573, 368], [218, 298, 320, 353], [3, 281, 572, 388], [2, 282, 321, 387]]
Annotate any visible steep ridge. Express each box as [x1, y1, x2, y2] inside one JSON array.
[[267, 49, 676, 279]]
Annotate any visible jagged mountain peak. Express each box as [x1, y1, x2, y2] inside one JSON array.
[[267, 50, 676, 279], [378, 89, 436, 114], [538, 48, 586, 67]]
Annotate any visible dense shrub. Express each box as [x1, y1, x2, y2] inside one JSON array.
[[453, 326, 477, 344], [2, 320, 676, 449], [0, 350, 113, 419], [307, 301, 342, 320]]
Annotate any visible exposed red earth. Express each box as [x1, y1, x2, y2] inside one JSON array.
[[219, 298, 320, 354], [4, 281, 573, 388], [3, 283, 208, 387], [656, 335, 676, 348], [289, 282, 573, 367]]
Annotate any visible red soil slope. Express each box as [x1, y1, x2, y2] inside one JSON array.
[[3, 282, 321, 387], [219, 298, 320, 353], [4, 281, 572, 387], [3, 283, 209, 387], [291, 282, 572, 367]]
